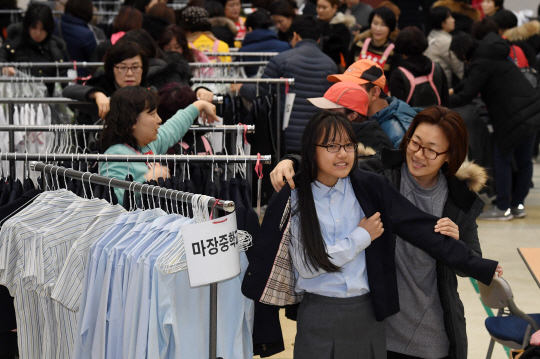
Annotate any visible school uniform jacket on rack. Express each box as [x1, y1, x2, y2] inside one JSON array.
[[241, 168, 498, 344]]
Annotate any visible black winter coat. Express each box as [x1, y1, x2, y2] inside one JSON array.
[[360, 148, 486, 359], [450, 32, 540, 153], [0, 24, 68, 95], [320, 13, 351, 67], [239, 40, 337, 152]]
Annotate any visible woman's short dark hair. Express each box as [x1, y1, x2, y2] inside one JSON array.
[[399, 106, 468, 177], [157, 25, 195, 62], [157, 82, 198, 121], [450, 31, 477, 62], [205, 0, 225, 17], [490, 9, 517, 31], [104, 40, 149, 83], [368, 6, 397, 34], [23, 4, 54, 40], [395, 26, 428, 56], [122, 28, 164, 58], [245, 10, 274, 30], [428, 6, 451, 30], [64, 0, 93, 23], [320, 0, 339, 8], [471, 17, 499, 40], [147, 3, 176, 23], [493, 0, 504, 10], [295, 111, 358, 273], [269, 0, 296, 18], [113, 6, 143, 32], [101, 87, 160, 151]]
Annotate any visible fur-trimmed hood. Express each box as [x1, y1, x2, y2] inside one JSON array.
[[432, 0, 480, 21], [504, 20, 540, 42], [209, 16, 238, 35], [329, 12, 357, 29], [454, 161, 487, 193], [357, 142, 376, 157]]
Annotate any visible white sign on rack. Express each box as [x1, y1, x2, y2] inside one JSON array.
[[182, 212, 241, 287]]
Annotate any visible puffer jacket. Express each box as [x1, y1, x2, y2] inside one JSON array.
[[238, 29, 290, 77], [450, 32, 540, 153], [360, 148, 487, 359], [424, 29, 464, 87], [504, 20, 540, 56], [239, 39, 337, 152], [54, 13, 98, 76], [370, 96, 417, 149]]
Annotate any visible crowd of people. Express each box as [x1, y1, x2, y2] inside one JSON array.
[[0, 0, 539, 358]]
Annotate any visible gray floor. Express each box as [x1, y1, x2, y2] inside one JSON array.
[[257, 161, 540, 359]]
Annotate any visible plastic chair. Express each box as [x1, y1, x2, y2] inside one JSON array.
[[477, 276, 540, 359]]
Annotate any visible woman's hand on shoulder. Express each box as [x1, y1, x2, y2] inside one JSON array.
[[193, 100, 219, 124], [434, 217, 459, 240], [196, 88, 214, 103], [89, 91, 110, 119], [359, 212, 384, 241]]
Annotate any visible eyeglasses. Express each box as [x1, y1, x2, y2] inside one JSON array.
[[406, 138, 448, 160], [317, 143, 358, 153], [114, 65, 143, 74]]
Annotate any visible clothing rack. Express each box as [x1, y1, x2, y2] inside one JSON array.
[[29, 161, 231, 359], [0, 96, 223, 105], [0, 61, 269, 68], [204, 52, 279, 57], [192, 77, 295, 160], [0, 124, 255, 132]]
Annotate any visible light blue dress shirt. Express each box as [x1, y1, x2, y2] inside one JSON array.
[[289, 177, 372, 298]]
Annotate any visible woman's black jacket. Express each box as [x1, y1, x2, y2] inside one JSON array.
[[360, 148, 486, 359]]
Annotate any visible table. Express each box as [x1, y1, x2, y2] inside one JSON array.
[[518, 248, 540, 288]]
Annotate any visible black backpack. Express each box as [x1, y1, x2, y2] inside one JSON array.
[[398, 62, 444, 108]]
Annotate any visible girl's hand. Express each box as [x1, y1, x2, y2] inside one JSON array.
[[90, 91, 110, 119], [144, 163, 170, 181], [193, 100, 219, 123], [196, 88, 214, 103], [2, 67, 16, 76], [270, 160, 296, 192], [494, 265, 503, 278], [435, 217, 459, 240], [359, 212, 384, 241]]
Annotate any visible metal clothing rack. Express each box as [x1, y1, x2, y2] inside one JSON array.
[[29, 161, 231, 359], [191, 77, 295, 160], [0, 61, 269, 68], [203, 52, 279, 57], [0, 124, 255, 132]]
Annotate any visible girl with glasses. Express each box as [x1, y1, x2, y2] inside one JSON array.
[[246, 109, 502, 359], [269, 106, 493, 359]]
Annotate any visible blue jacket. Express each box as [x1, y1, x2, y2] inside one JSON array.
[[371, 96, 418, 149], [240, 40, 337, 152], [239, 29, 290, 77], [54, 14, 98, 76]]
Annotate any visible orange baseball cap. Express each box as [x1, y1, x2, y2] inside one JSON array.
[[327, 59, 386, 89], [307, 82, 369, 116]]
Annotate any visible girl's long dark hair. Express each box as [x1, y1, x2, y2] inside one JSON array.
[[294, 111, 358, 273]]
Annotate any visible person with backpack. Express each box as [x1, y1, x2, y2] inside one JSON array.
[[450, 31, 540, 220], [389, 26, 449, 108]]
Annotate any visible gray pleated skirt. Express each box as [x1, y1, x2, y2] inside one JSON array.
[[294, 292, 386, 359]]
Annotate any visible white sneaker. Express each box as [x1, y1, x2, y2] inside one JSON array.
[[478, 206, 514, 221], [511, 204, 526, 218]]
